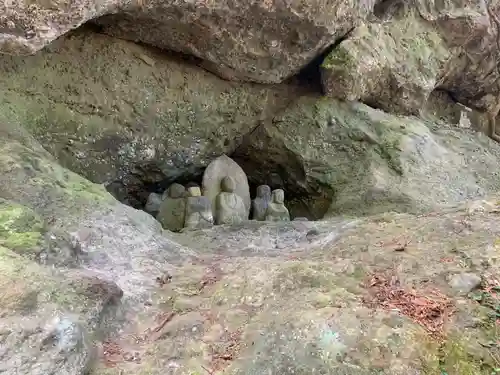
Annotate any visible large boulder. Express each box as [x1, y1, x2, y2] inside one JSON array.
[[321, 8, 449, 115], [0, 0, 376, 83], [0, 28, 289, 206], [321, 0, 500, 114], [233, 97, 500, 219]]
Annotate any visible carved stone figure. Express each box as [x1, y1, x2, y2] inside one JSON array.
[[202, 155, 250, 218], [184, 186, 214, 230], [251, 184, 271, 221], [215, 176, 247, 225], [156, 183, 186, 232], [265, 189, 290, 222], [145, 192, 163, 217]]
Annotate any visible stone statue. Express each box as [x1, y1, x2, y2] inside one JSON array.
[[145, 192, 163, 217], [265, 189, 290, 222], [251, 184, 271, 221], [202, 155, 251, 218], [184, 186, 214, 230], [156, 183, 186, 232], [214, 176, 247, 225]]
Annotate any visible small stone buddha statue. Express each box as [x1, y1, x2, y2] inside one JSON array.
[[265, 189, 290, 222], [251, 184, 271, 221], [184, 186, 214, 230], [156, 183, 186, 232], [145, 192, 163, 217], [214, 176, 247, 225]]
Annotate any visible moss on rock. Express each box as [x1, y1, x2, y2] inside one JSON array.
[[321, 10, 449, 115], [0, 28, 285, 187], [0, 199, 45, 258]]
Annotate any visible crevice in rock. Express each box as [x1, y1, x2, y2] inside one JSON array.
[[373, 0, 407, 20], [83, 19, 206, 69], [285, 28, 355, 95], [105, 163, 206, 210], [105, 148, 320, 220]]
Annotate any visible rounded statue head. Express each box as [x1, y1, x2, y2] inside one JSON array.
[[272, 189, 285, 204], [168, 183, 186, 199], [220, 176, 235, 193], [187, 186, 202, 197], [256, 185, 271, 199]]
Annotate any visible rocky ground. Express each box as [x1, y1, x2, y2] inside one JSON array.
[[2, 115, 500, 374], [3, 1, 500, 374]]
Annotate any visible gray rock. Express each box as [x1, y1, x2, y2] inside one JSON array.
[[0, 30, 287, 190], [0, 315, 94, 375], [0, 0, 375, 84], [234, 96, 500, 219], [321, 2, 500, 115], [449, 272, 482, 294]]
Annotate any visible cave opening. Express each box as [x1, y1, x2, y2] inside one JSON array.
[[105, 151, 321, 222]]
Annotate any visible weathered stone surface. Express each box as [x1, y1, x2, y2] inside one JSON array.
[[0, 0, 376, 83], [4, 115, 500, 374], [321, 8, 449, 115], [0, 28, 287, 207], [320, 1, 500, 115], [92, 196, 500, 375], [417, 0, 500, 111], [202, 155, 251, 217], [233, 97, 500, 219], [449, 272, 482, 294]]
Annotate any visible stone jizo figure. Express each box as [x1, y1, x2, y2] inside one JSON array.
[[265, 189, 290, 222], [251, 184, 271, 221], [184, 186, 214, 230], [202, 155, 251, 218], [215, 176, 247, 225], [145, 192, 163, 217], [157, 183, 186, 232]]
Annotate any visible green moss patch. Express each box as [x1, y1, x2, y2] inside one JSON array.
[[0, 199, 45, 258]]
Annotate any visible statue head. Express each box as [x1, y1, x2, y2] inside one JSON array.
[[272, 189, 285, 204], [220, 176, 235, 193], [187, 186, 202, 197], [256, 185, 271, 199], [168, 183, 186, 199]]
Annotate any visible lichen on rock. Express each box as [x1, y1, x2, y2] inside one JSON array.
[[321, 9, 449, 115]]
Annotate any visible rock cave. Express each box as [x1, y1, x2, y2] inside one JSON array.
[[4, 1, 500, 375], [104, 148, 326, 222]]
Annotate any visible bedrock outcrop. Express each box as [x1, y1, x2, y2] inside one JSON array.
[[321, 0, 500, 114], [0, 0, 376, 83]]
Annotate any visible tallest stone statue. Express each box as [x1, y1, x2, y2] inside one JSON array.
[[202, 155, 251, 219]]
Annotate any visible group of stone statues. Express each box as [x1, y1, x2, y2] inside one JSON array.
[[146, 155, 292, 232]]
